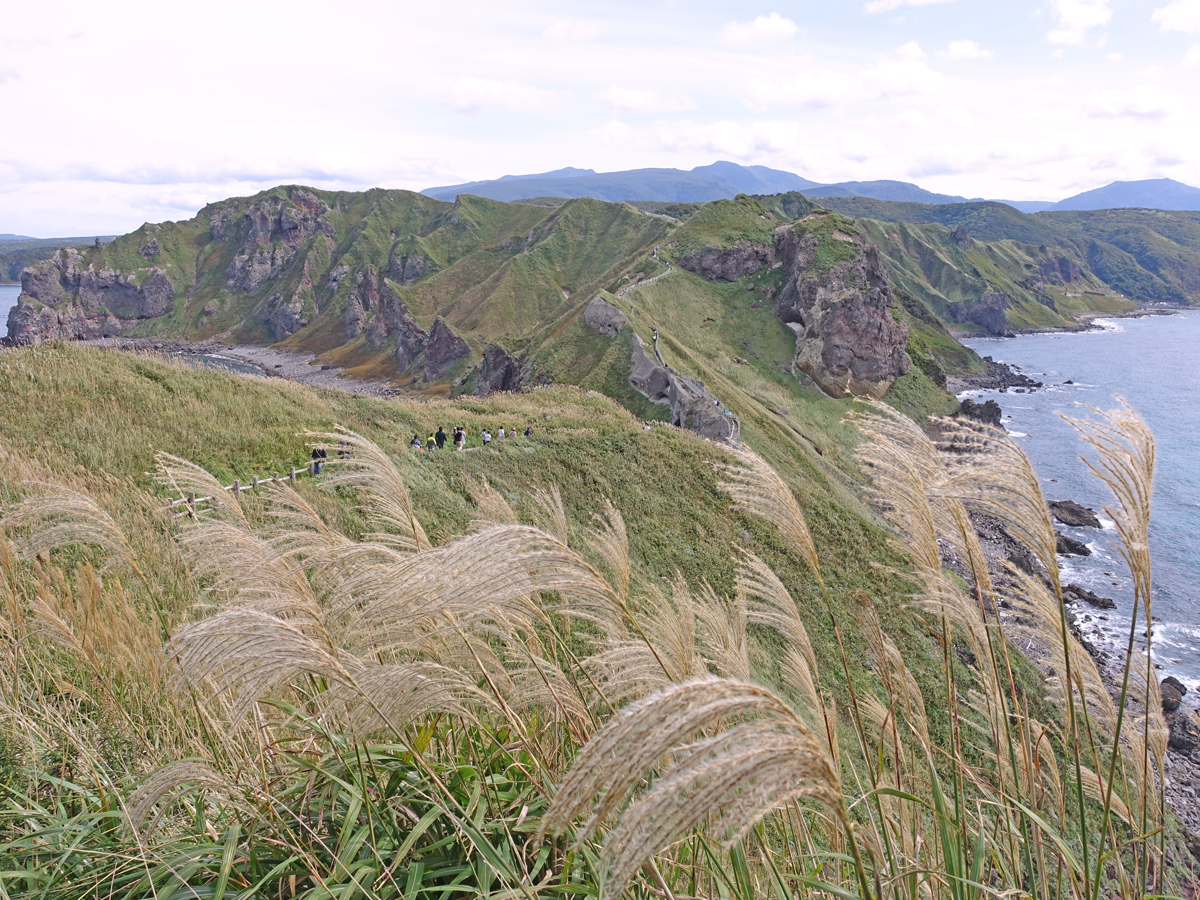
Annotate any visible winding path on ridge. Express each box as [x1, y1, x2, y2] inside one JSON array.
[[619, 246, 741, 444]]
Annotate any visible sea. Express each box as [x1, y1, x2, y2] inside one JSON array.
[[0, 283, 19, 327], [962, 311, 1200, 695]]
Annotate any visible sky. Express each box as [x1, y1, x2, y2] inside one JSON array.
[[2, 0, 1198, 236]]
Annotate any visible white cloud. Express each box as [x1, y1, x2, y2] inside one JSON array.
[[748, 43, 947, 109], [721, 13, 798, 45], [448, 78, 558, 113], [597, 87, 695, 113], [1153, 0, 1200, 33], [0, 66, 17, 83], [1107, 51, 1123, 61], [542, 20, 599, 41], [865, 0, 955, 13], [1084, 86, 1181, 119], [588, 120, 633, 147], [1185, 43, 1200, 64], [940, 39, 993, 59], [1047, 0, 1112, 45]]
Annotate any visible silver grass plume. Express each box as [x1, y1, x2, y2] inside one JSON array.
[[737, 550, 820, 709], [543, 677, 840, 897], [587, 499, 630, 608], [154, 452, 247, 528], [693, 582, 750, 680], [1, 481, 141, 576], [305, 428, 429, 552], [126, 760, 240, 834], [468, 476, 518, 530], [529, 485, 568, 544], [718, 444, 819, 575]]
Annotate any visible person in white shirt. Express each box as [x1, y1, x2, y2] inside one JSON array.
[[482, 430, 492, 447], [498, 426, 506, 439]]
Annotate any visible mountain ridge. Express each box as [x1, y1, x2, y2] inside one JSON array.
[[423, 161, 1200, 212]]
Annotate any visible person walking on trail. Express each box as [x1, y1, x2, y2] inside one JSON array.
[[426, 432, 435, 450], [498, 426, 506, 440], [410, 435, 422, 450], [435, 426, 446, 450], [524, 426, 532, 437], [482, 429, 492, 448], [311, 445, 328, 474]]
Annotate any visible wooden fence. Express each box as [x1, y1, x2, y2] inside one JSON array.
[[163, 460, 322, 519]]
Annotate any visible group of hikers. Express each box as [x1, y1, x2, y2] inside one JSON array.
[[408, 425, 532, 451]]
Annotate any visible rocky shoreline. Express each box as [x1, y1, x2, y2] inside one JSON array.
[[946, 355, 1042, 394], [78, 337, 402, 398], [951, 306, 1180, 340]]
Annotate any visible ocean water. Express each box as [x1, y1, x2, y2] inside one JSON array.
[[962, 312, 1200, 693], [0, 284, 20, 332]]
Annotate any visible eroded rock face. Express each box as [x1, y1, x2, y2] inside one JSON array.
[[628, 335, 736, 442], [958, 398, 1003, 427], [1049, 500, 1101, 529], [952, 224, 972, 250], [773, 235, 909, 399], [7, 248, 178, 343], [423, 317, 471, 381], [474, 344, 523, 395], [388, 250, 439, 284], [678, 241, 774, 282], [582, 297, 629, 337], [949, 291, 1009, 336], [227, 245, 295, 294], [261, 292, 309, 342]]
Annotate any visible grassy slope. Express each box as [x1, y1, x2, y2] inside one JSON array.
[[0, 342, 962, 730], [813, 197, 1200, 305]]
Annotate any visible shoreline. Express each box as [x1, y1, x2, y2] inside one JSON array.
[[950, 306, 1184, 340], [78, 337, 402, 399]]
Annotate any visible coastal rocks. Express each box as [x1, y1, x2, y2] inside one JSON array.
[[957, 398, 1003, 427], [628, 335, 737, 442], [1063, 584, 1116, 609], [1171, 711, 1200, 754], [474, 344, 523, 395], [1049, 500, 1101, 528], [949, 291, 1010, 336], [945, 356, 1042, 393], [582, 297, 629, 337], [678, 241, 774, 282], [7, 249, 178, 343], [345, 294, 367, 339], [422, 317, 471, 381], [773, 234, 910, 399], [1163, 681, 1185, 714], [1056, 532, 1092, 556]]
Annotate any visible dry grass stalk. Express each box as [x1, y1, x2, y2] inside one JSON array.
[[718, 445, 819, 574], [587, 499, 630, 608], [154, 452, 247, 528]]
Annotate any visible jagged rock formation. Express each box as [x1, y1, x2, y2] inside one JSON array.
[[678, 241, 774, 282], [388, 250, 439, 284], [7, 247, 175, 343], [582, 297, 629, 336], [957, 398, 1003, 427], [772, 226, 910, 399], [629, 335, 736, 441], [1049, 500, 1101, 528], [423, 317, 471, 381], [474, 344, 523, 395], [952, 224, 972, 250]]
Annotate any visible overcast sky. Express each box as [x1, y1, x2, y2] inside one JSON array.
[[2, 0, 1198, 236]]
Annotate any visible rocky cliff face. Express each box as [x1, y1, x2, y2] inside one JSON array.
[[474, 344, 523, 395], [7, 247, 176, 343], [678, 241, 774, 282], [423, 317, 471, 381], [949, 291, 1009, 336], [628, 335, 737, 441], [771, 225, 910, 399]]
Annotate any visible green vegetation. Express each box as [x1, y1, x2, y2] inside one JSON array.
[[0, 344, 1184, 898]]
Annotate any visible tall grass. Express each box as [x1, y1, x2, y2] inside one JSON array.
[[0, 399, 1184, 899]]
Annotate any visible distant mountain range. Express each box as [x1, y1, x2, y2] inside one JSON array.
[[423, 163, 1200, 213]]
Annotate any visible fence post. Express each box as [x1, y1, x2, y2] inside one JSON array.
[[252, 476, 259, 490], [233, 479, 240, 496], [290, 467, 297, 485], [187, 491, 196, 519]]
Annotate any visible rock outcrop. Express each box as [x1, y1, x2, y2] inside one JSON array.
[[261, 291, 309, 342], [952, 224, 972, 250], [1063, 584, 1116, 609], [6, 247, 177, 343], [678, 241, 774, 282], [388, 250, 439, 284], [628, 336, 737, 442], [349, 267, 428, 367], [773, 230, 909, 399], [582, 297, 629, 337], [474, 344, 523, 395], [423, 317, 471, 381], [949, 291, 1009, 335], [957, 398, 1003, 427], [1055, 532, 1092, 557], [1049, 500, 1101, 528]]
